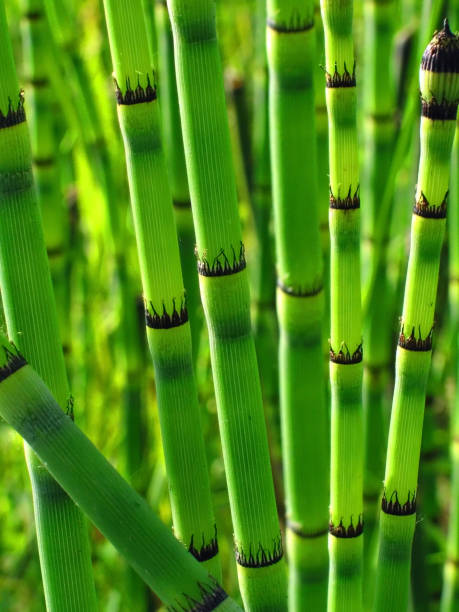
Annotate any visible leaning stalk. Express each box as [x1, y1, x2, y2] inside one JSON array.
[[374, 23, 459, 611], [0, 3, 97, 609], [101, 0, 220, 579], [167, 1, 287, 608], [0, 335, 241, 612], [267, 1, 328, 609], [320, 0, 364, 608], [155, 1, 203, 362]]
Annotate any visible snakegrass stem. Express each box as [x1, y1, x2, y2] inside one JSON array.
[[167, 1, 287, 608], [101, 0, 220, 580], [267, 1, 329, 609], [155, 1, 203, 363], [320, 0, 364, 608], [374, 22, 459, 611], [0, 335, 241, 612], [361, 0, 396, 603], [0, 3, 97, 610]]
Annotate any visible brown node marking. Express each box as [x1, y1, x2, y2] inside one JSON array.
[[0, 344, 27, 382], [277, 279, 323, 298], [145, 297, 188, 330], [324, 61, 356, 88], [34, 157, 54, 168], [197, 242, 246, 277], [286, 519, 328, 539], [167, 579, 228, 612], [24, 10, 42, 20], [421, 19, 459, 74], [329, 515, 364, 538], [413, 191, 448, 219], [267, 9, 314, 33], [381, 490, 416, 516], [329, 342, 363, 365], [421, 98, 458, 120], [188, 526, 218, 563], [235, 535, 283, 568], [398, 325, 433, 351], [329, 185, 360, 210], [0, 93, 26, 130], [114, 74, 157, 106]]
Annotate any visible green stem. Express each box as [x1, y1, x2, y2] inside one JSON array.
[[374, 23, 459, 611], [102, 0, 221, 580], [267, 1, 328, 608], [0, 2, 97, 609], [320, 0, 363, 607], [0, 337, 241, 612], [166, 1, 287, 608]]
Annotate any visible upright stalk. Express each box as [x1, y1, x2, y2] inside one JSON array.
[[0, 3, 97, 609], [361, 0, 396, 601], [0, 335, 241, 612], [441, 104, 459, 612], [155, 1, 203, 362], [167, 1, 287, 608], [267, 1, 328, 609], [101, 0, 221, 580], [374, 22, 459, 611], [320, 0, 363, 608]]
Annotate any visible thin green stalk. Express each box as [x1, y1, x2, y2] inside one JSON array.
[[166, 1, 287, 608], [20, 0, 70, 357], [441, 121, 459, 612], [155, 1, 203, 363], [374, 23, 459, 611], [361, 0, 396, 604], [101, 0, 221, 580], [320, 0, 363, 608], [0, 335, 241, 612], [267, 1, 328, 609], [0, 3, 97, 609]]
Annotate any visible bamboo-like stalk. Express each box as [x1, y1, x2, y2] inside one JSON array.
[[440, 114, 459, 612], [320, 0, 363, 608], [266, 1, 328, 609], [361, 0, 396, 602], [155, 1, 203, 363], [374, 22, 459, 611], [0, 335, 241, 612], [166, 1, 287, 608], [21, 0, 70, 356], [101, 0, 221, 580], [0, 3, 97, 609]]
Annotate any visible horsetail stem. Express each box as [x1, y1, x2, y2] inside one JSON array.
[[0, 336, 241, 612], [166, 1, 287, 608], [0, 2, 97, 609], [320, 0, 364, 607], [266, 1, 329, 608], [21, 0, 70, 355], [361, 0, 396, 599], [101, 0, 221, 579], [374, 22, 459, 611], [155, 0, 203, 363], [441, 120, 459, 612]]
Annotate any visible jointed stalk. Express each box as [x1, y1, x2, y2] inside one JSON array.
[[0, 3, 97, 610], [0, 335, 241, 612], [167, 1, 287, 608], [267, 1, 328, 609], [320, 0, 363, 608], [361, 0, 396, 601], [374, 22, 459, 611], [155, 1, 203, 362], [101, 0, 221, 579]]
